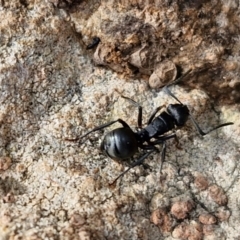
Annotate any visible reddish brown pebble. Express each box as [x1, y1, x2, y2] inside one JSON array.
[[173, 222, 203, 240], [208, 184, 228, 206], [128, 46, 149, 70], [16, 163, 27, 173], [172, 223, 190, 239], [70, 213, 86, 226], [194, 175, 209, 191], [189, 222, 203, 240], [0, 157, 12, 171], [199, 213, 217, 225], [3, 192, 15, 203], [215, 207, 231, 221], [171, 200, 195, 219], [149, 60, 177, 89], [150, 208, 172, 233]]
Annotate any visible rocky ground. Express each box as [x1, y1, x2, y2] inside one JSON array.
[[0, 1, 239, 239]]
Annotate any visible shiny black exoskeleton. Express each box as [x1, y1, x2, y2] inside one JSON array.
[[78, 70, 233, 184]]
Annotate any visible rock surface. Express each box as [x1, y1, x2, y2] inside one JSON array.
[[0, 0, 239, 239]]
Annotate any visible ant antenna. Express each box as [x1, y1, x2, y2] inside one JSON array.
[[163, 70, 233, 136], [67, 119, 131, 143]]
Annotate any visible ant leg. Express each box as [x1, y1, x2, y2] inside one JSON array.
[[152, 133, 177, 143], [110, 148, 157, 185], [164, 69, 192, 88], [163, 77, 233, 136], [160, 141, 166, 172], [67, 119, 131, 141], [150, 133, 177, 171], [110, 133, 177, 185], [121, 95, 143, 128], [163, 69, 192, 105], [81, 119, 130, 139]]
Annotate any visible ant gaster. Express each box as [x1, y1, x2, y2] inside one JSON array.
[[79, 70, 233, 184]]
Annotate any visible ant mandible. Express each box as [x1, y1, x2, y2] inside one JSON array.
[[78, 69, 233, 184]]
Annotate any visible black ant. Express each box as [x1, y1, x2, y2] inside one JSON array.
[[77, 69, 233, 184]]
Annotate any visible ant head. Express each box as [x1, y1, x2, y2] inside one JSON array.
[[167, 104, 189, 126]]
